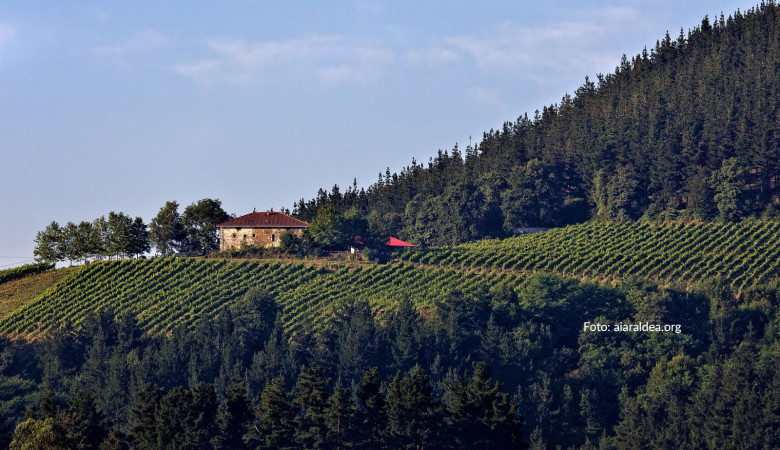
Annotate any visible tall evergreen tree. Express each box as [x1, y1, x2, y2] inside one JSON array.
[[292, 366, 330, 449], [445, 362, 527, 449], [255, 378, 296, 450], [385, 366, 442, 449], [215, 378, 253, 450], [355, 367, 387, 448], [324, 387, 356, 449]]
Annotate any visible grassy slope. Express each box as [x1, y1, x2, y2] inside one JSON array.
[[0, 267, 77, 322]]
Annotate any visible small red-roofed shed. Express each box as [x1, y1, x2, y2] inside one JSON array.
[[385, 237, 415, 247]]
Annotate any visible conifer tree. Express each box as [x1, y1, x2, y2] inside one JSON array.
[[215, 378, 253, 450], [385, 366, 442, 449], [445, 362, 527, 449], [256, 378, 296, 450], [129, 385, 164, 449], [324, 387, 356, 449], [60, 392, 110, 450], [292, 366, 330, 448], [355, 367, 386, 448]]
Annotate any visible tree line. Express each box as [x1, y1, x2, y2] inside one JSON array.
[[11, 363, 524, 449], [293, 3, 780, 246], [33, 199, 229, 264], [34, 197, 400, 264]]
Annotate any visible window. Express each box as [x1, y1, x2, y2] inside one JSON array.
[[271, 234, 276, 242], [252, 233, 256, 237], [232, 234, 236, 238]]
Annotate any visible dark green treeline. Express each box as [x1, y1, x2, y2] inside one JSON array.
[[0, 274, 778, 448]]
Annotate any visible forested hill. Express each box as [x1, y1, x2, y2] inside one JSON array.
[[294, 3, 780, 246]]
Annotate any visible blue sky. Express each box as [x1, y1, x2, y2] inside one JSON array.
[[0, 1, 759, 266]]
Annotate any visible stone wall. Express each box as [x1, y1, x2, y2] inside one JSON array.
[[219, 227, 306, 251]]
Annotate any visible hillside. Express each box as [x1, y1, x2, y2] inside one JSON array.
[[3, 219, 777, 338], [294, 3, 780, 246], [0, 267, 75, 321], [0, 258, 521, 337], [1, 222, 778, 448]]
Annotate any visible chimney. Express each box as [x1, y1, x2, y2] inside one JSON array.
[[253, 207, 256, 213]]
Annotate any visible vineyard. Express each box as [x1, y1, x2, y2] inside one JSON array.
[[0, 267, 76, 322], [401, 219, 780, 291], [3, 219, 777, 338], [0, 258, 521, 337]]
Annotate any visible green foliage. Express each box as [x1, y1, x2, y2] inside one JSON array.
[[33, 222, 63, 264], [215, 378, 253, 450], [256, 378, 296, 449], [34, 212, 149, 264], [60, 392, 111, 449], [385, 366, 442, 448], [149, 201, 186, 257], [0, 263, 54, 285], [181, 198, 230, 254], [308, 205, 349, 249], [711, 158, 750, 221], [277, 232, 300, 254], [403, 181, 501, 246], [129, 385, 163, 449], [684, 166, 716, 219], [355, 367, 386, 447], [134, 383, 218, 450], [445, 362, 527, 449], [591, 166, 641, 222], [501, 158, 563, 229], [2, 265, 780, 449], [323, 387, 356, 449], [9, 417, 73, 450]]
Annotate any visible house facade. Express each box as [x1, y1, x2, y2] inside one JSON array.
[[216, 211, 309, 251]]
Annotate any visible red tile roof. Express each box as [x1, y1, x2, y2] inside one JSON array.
[[217, 212, 310, 228]]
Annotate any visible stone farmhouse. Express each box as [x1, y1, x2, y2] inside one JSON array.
[[216, 211, 310, 251]]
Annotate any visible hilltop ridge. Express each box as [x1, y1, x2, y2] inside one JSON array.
[[294, 3, 780, 247]]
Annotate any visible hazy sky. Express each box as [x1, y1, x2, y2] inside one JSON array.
[[0, 1, 759, 266]]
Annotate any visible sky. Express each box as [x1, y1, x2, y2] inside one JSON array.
[[0, 0, 761, 267]]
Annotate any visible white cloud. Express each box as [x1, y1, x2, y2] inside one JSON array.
[[0, 25, 16, 51], [406, 47, 460, 66], [315, 47, 392, 85], [173, 35, 338, 84], [94, 28, 170, 58], [89, 9, 111, 23], [173, 6, 647, 89], [175, 35, 392, 86], [172, 59, 221, 79], [466, 86, 502, 106], [414, 6, 647, 85]]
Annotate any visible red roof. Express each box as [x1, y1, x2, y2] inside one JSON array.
[[385, 237, 414, 247], [217, 212, 310, 228]]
